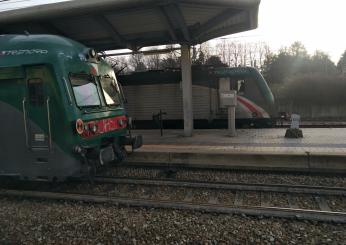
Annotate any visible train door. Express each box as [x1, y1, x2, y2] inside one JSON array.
[[24, 65, 52, 151]]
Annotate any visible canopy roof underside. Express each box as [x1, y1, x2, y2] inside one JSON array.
[[0, 0, 260, 51]]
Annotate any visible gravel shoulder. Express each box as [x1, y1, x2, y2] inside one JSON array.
[[1, 197, 345, 244]]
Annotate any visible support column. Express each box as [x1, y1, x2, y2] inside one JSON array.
[[181, 44, 193, 136], [228, 106, 236, 137]]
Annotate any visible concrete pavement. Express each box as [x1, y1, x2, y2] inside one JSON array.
[[126, 128, 346, 172]]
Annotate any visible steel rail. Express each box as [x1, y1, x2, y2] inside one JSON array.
[[1, 189, 345, 223], [118, 162, 346, 175], [93, 177, 346, 196]]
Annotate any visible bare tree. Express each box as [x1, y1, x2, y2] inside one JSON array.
[[145, 48, 162, 70], [229, 42, 242, 67], [199, 42, 212, 62], [257, 42, 271, 69], [155, 45, 180, 68], [128, 53, 146, 71], [239, 42, 247, 66], [216, 40, 270, 68], [216, 39, 227, 65], [105, 56, 129, 74], [248, 43, 257, 67]]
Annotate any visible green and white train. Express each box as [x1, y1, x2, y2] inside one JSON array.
[[0, 34, 142, 181]]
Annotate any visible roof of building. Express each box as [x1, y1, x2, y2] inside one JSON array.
[[0, 0, 260, 51]]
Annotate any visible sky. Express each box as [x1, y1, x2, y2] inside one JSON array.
[[0, 0, 71, 11], [225, 0, 346, 63], [1, 0, 345, 63]]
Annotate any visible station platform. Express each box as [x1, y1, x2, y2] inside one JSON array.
[[125, 128, 346, 173]]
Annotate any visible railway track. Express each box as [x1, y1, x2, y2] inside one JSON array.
[[1, 176, 345, 223], [275, 121, 346, 128], [100, 164, 346, 188]]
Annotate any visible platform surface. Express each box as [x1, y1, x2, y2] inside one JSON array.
[[132, 128, 346, 155], [126, 128, 346, 172]]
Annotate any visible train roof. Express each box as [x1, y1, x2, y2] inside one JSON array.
[[215, 66, 259, 77], [0, 34, 86, 55], [0, 34, 116, 81]]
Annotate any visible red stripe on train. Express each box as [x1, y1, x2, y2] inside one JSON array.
[[81, 115, 127, 138], [237, 96, 263, 118]]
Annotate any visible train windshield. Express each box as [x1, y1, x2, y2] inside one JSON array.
[[70, 74, 101, 107], [99, 75, 121, 106]]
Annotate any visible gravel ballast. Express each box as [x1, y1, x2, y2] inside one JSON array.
[[106, 166, 346, 187], [0, 197, 345, 244]]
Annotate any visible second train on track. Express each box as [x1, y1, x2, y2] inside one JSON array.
[[118, 66, 276, 129]]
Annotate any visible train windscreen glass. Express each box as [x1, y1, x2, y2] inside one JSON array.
[[100, 76, 121, 106], [70, 75, 101, 107]]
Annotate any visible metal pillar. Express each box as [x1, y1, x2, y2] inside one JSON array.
[[181, 44, 193, 136], [228, 106, 236, 137]]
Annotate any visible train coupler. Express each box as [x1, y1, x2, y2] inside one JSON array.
[[120, 135, 143, 150]]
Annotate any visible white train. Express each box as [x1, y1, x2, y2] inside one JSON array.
[[118, 66, 275, 128]]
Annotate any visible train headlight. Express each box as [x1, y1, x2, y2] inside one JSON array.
[[118, 119, 124, 127], [118, 119, 126, 128], [75, 119, 84, 135], [90, 123, 98, 133]]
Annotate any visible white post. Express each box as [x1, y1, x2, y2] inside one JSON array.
[[220, 90, 237, 137], [181, 44, 193, 137]]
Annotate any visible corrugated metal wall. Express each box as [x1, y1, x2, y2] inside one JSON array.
[[123, 83, 218, 120]]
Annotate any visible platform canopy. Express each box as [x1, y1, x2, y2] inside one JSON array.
[[0, 0, 260, 51]]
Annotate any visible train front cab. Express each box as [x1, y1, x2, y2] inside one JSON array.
[[68, 68, 143, 177], [0, 62, 141, 181], [216, 67, 275, 128]]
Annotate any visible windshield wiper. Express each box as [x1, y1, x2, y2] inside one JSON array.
[[78, 104, 102, 110], [108, 103, 122, 108]]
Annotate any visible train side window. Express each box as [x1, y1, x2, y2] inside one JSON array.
[[237, 80, 245, 94], [28, 78, 44, 106]]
